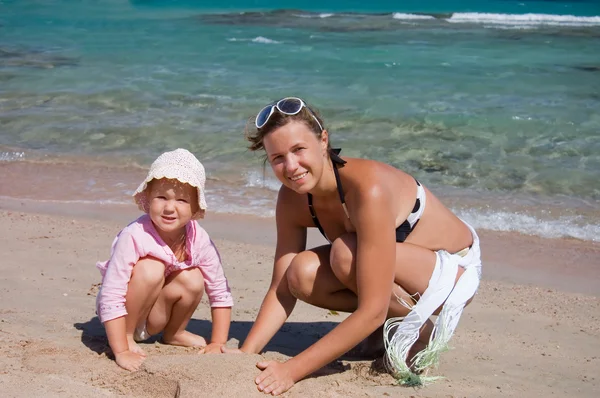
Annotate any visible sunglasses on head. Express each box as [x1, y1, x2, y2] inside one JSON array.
[[255, 97, 323, 132]]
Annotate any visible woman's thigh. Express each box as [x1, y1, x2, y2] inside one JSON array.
[[329, 233, 465, 298]]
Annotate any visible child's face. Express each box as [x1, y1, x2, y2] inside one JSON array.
[[147, 178, 198, 237]]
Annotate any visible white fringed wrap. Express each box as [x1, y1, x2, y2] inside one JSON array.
[[384, 222, 482, 385]]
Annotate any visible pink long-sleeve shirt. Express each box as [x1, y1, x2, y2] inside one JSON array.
[[96, 214, 233, 323]]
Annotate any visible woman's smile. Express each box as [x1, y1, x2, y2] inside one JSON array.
[[289, 172, 308, 182]]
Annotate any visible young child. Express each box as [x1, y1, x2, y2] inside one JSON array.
[[95, 148, 233, 371]]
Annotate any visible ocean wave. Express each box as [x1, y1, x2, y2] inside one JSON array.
[[199, 9, 600, 33], [252, 36, 281, 44], [243, 170, 281, 192], [457, 209, 600, 242], [0, 151, 25, 162], [293, 12, 334, 18], [392, 13, 435, 20], [227, 36, 281, 44], [447, 13, 600, 27]]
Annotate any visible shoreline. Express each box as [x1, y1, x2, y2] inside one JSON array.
[[2, 155, 600, 242], [2, 196, 599, 296]]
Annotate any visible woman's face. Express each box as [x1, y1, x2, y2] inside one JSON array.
[[263, 121, 328, 194]]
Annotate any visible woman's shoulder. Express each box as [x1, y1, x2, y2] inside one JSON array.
[[276, 183, 305, 203], [342, 157, 409, 189]]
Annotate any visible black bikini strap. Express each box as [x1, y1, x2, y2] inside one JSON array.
[[330, 148, 347, 165], [306, 148, 349, 242], [330, 149, 350, 218], [331, 165, 345, 204], [307, 193, 330, 242]]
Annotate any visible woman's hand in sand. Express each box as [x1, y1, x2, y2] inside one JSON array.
[[255, 360, 295, 396], [201, 342, 225, 354], [115, 350, 145, 371]]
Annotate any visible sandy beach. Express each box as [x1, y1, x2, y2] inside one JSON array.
[[0, 198, 599, 397]]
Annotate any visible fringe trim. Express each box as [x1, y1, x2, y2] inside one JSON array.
[[412, 305, 455, 373]]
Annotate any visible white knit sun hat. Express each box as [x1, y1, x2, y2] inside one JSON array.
[[133, 148, 207, 219]]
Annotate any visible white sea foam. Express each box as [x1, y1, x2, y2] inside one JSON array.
[[0, 151, 25, 162], [447, 13, 600, 27], [392, 13, 435, 20], [227, 36, 281, 44], [243, 170, 282, 192], [212, 200, 275, 218], [292, 12, 334, 18], [483, 24, 540, 30], [457, 209, 600, 242], [252, 36, 281, 44]]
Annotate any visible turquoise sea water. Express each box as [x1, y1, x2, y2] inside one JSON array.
[[1, 0, 599, 241]]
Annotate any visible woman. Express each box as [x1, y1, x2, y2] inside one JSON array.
[[224, 97, 482, 394]]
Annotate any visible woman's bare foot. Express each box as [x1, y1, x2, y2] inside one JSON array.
[[406, 340, 427, 372], [162, 330, 207, 347], [126, 334, 147, 357], [406, 318, 435, 372]]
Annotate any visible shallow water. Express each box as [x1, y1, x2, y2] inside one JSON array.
[[1, 0, 599, 241]]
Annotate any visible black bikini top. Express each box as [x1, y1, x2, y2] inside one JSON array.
[[307, 148, 348, 243], [307, 148, 422, 243]]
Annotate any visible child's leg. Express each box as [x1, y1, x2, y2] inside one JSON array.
[[146, 267, 207, 347], [124, 257, 166, 355]]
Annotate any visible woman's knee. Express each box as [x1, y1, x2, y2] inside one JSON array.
[[330, 234, 356, 286], [286, 252, 319, 300], [132, 257, 165, 287]]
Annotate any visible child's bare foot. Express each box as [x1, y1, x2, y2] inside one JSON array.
[[126, 334, 147, 357], [162, 331, 207, 347]]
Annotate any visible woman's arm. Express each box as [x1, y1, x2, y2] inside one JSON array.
[[255, 180, 398, 394], [240, 188, 307, 354]]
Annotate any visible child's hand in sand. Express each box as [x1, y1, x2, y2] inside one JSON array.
[[255, 360, 295, 396], [126, 335, 147, 357], [201, 342, 225, 354], [115, 350, 145, 372], [220, 346, 244, 354]]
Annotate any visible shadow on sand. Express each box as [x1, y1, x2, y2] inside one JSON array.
[[74, 317, 342, 357]]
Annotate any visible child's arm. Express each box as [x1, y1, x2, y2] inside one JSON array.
[[104, 317, 145, 371], [193, 227, 234, 353], [98, 230, 145, 369], [203, 306, 232, 353]]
